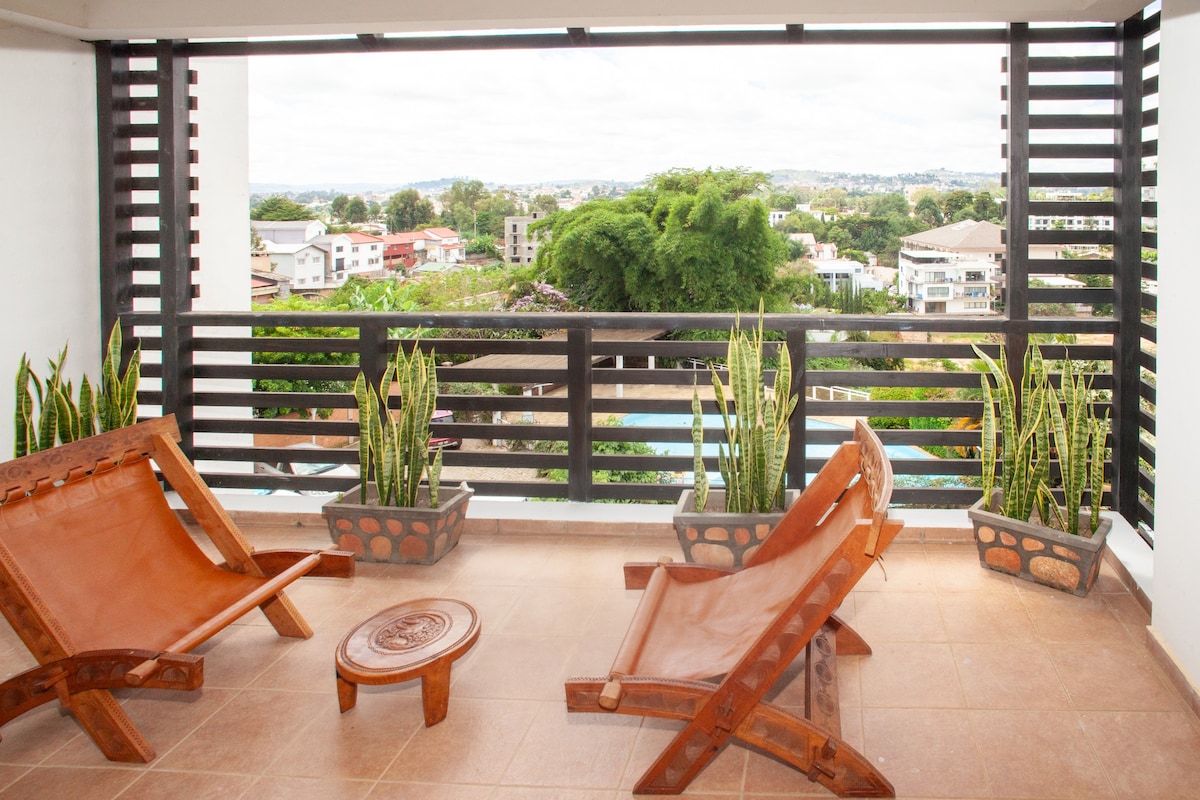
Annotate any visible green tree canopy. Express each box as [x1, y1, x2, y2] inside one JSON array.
[[385, 189, 436, 233], [529, 194, 560, 215], [533, 168, 785, 313], [329, 194, 349, 221], [251, 195, 314, 221], [343, 196, 369, 224]]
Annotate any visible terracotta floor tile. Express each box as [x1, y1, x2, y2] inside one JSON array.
[[152, 689, 327, 774], [926, 547, 1019, 594], [968, 709, 1116, 799], [500, 701, 640, 789], [451, 635, 574, 701], [1019, 589, 1135, 645], [853, 590, 948, 643], [0, 766, 140, 800], [382, 698, 539, 784], [1047, 642, 1186, 712], [953, 642, 1071, 710], [118, 770, 257, 799], [366, 782, 493, 799], [489, 789, 619, 800], [492, 585, 615, 637], [265, 692, 425, 780], [861, 708, 988, 798], [1080, 710, 1200, 800], [189, 624, 304, 689], [938, 591, 1038, 644], [855, 546, 935, 593], [243, 775, 375, 800], [858, 642, 966, 709]]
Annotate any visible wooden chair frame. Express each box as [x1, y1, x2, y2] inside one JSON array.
[[0, 415, 353, 762], [565, 421, 903, 797]]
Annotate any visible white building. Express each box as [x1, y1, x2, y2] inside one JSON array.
[[310, 231, 385, 286], [897, 250, 999, 314], [814, 259, 885, 293], [504, 212, 547, 264], [262, 242, 329, 289], [251, 219, 326, 244]]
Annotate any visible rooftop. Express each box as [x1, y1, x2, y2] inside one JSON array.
[[0, 516, 1196, 799], [901, 220, 1004, 252]]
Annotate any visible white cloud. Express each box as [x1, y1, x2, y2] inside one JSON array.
[[248, 42, 1006, 187]]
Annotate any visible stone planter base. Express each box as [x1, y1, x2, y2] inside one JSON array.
[[672, 489, 800, 569], [323, 483, 473, 565], [967, 491, 1111, 597]]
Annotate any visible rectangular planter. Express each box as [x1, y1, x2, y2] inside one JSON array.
[[967, 491, 1112, 597], [672, 489, 800, 569], [323, 483, 473, 565]]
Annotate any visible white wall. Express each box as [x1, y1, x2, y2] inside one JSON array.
[[0, 22, 99, 459], [1151, 0, 1200, 693], [191, 56, 253, 469]]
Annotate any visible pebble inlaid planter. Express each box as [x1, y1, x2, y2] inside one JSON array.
[[967, 490, 1111, 597], [323, 483, 473, 565], [672, 489, 800, 569]]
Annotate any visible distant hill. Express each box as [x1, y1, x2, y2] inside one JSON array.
[[250, 168, 999, 199]]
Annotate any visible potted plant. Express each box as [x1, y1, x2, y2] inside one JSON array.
[[673, 307, 799, 568], [14, 322, 140, 456], [967, 342, 1112, 596], [323, 342, 472, 565]]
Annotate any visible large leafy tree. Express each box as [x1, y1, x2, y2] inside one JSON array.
[[251, 195, 314, 221], [385, 189, 436, 233], [533, 168, 785, 313]]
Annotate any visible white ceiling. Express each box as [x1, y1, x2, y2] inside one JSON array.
[[0, 0, 1151, 40]]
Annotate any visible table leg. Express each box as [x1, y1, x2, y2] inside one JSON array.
[[337, 673, 358, 713], [420, 661, 452, 726]]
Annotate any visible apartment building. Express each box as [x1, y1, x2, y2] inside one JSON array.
[[504, 211, 547, 264]]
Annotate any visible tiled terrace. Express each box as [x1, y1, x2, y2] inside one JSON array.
[[0, 517, 1197, 800]]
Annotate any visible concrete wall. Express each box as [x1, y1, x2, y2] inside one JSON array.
[[0, 22, 99, 459], [1151, 0, 1200, 698]]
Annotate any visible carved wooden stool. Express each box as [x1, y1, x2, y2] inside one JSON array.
[[335, 598, 481, 725]]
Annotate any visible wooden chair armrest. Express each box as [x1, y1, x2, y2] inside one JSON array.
[[623, 560, 737, 590], [251, 549, 356, 579]]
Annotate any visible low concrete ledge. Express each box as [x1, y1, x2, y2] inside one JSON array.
[[174, 492, 1153, 613]]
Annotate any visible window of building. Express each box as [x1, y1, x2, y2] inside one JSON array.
[[927, 286, 950, 298]]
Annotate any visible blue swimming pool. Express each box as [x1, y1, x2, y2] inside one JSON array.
[[619, 412, 943, 486]]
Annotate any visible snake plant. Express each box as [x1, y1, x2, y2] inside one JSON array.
[[973, 343, 1106, 536], [693, 305, 797, 514], [353, 342, 443, 508], [14, 323, 140, 458]]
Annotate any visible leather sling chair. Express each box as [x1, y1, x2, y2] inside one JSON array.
[[566, 421, 903, 797], [0, 415, 353, 762]]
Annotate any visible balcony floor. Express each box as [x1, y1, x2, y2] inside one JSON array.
[[0, 521, 1198, 799]]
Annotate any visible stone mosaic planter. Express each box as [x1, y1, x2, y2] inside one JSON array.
[[967, 490, 1111, 597], [672, 489, 800, 569], [323, 483, 473, 565]]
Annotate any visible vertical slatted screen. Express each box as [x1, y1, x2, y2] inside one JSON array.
[[96, 41, 200, 450]]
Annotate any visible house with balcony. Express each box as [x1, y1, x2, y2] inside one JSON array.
[[421, 226, 464, 263], [814, 258, 885, 293], [898, 249, 1000, 313], [309, 231, 385, 285], [261, 241, 329, 290], [2, 1, 1199, 797], [380, 231, 419, 271]]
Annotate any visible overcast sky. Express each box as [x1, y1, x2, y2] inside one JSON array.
[[247, 42, 1006, 188]]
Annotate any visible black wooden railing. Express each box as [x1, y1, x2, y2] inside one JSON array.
[[129, 310, 1127, 512]]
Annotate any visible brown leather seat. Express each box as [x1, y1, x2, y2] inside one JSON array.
[[0, 415, 353, 762], [565, 421, 904, 797]]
